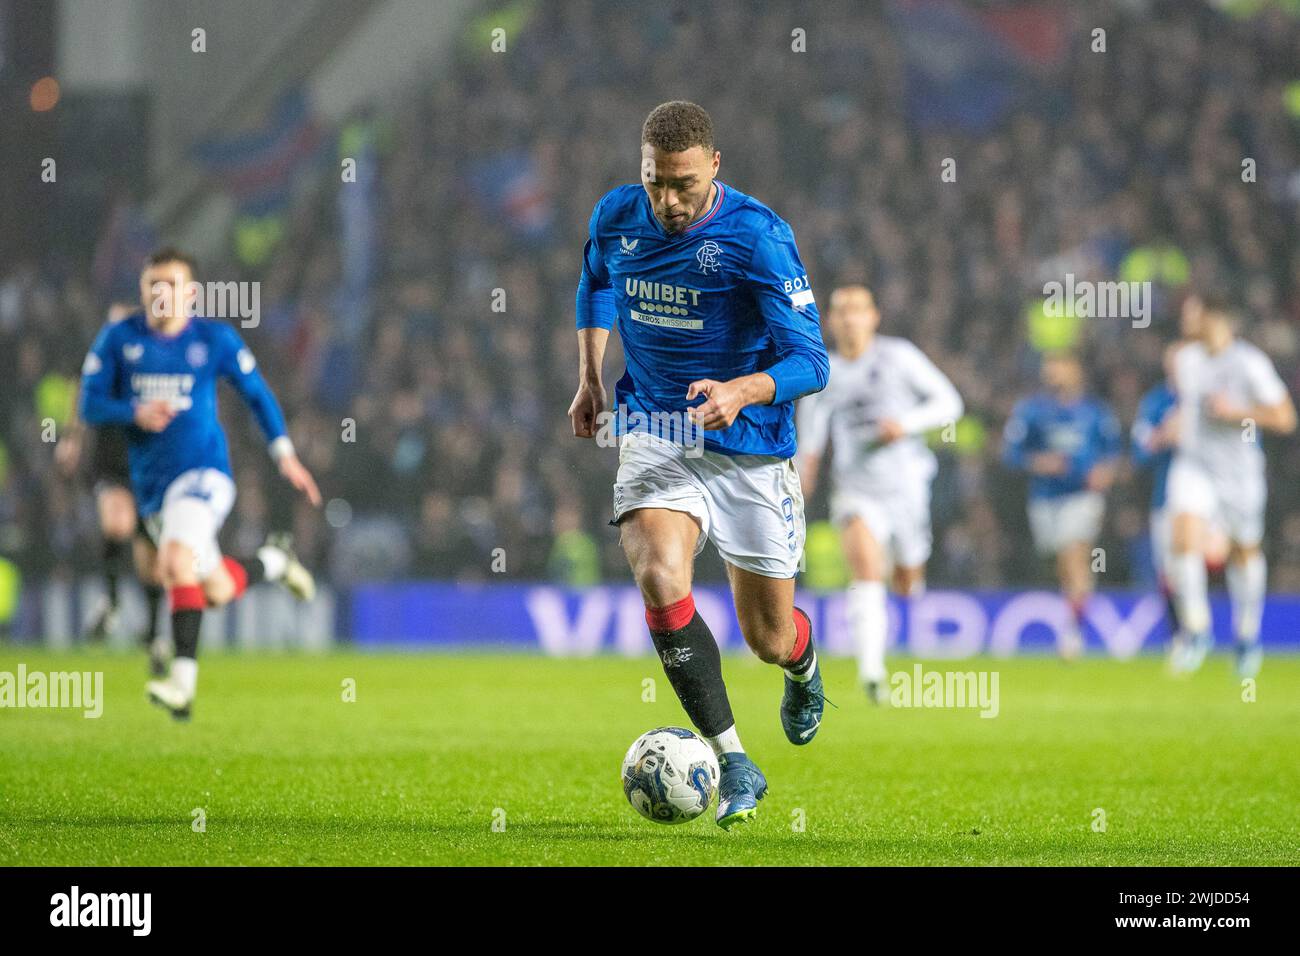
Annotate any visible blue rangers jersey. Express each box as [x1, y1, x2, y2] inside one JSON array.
[[576, 180, 829, 459], [1001, 392, 1122, 499], [78, 312, 289, 515], [1130, 382, 1177, 510]]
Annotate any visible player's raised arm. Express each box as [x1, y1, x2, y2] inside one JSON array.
[[1228, 349, 1297, 434], [216, 325, 321, 506], [893, 341, 964, 437], [689, 218, 830, 432], [1000, 401, 1033, 472], [570, 195, 615, 438], [1085, 402, 1124, 492], [80, 324, 173, 431], [744, 219, 829, 406], [1130, 397, 1164, 468], [1001, 399, 1063, 476]]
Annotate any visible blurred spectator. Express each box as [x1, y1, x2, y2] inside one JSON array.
[[4, 0, 1299, 591]]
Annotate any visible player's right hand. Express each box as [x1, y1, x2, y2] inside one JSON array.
[[1028, 452, 1069, 476], [134, 399, 177, 433], [568, 382, 607, 438]]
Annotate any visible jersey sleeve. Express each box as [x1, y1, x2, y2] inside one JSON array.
[[1001, 400, 1034, 470], [215, 325, 291, 456], [1130, 390, 1174, 468], [1246, 348, 1289, 407], [1095, 402, 1123, 461], [575, 193, 616, 331], [744, 217, 829, 405], [894, 341, 964, 435], [78, 325, 135, 426], [1130, 395, 1159, 468]]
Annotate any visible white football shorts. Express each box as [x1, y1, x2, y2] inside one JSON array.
[[830, 481, 933, 569], [1027, 491, 1105, 555], [1166, 455, 1265, 548], [612, 431, 806, 579], [141, 468, 236, 579]]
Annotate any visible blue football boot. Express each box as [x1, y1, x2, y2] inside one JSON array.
[[715, 752, 767, 830], [781, 608, 828, 745]]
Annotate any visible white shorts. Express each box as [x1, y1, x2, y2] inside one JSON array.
[[142, 468, 236, 578], [1027, 491, 1104, 555], [612, 431, 805, 578], [830, 483, 933, 569], [1166, 456, 1265, 548]]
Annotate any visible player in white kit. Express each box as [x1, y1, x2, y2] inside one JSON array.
[[797, 286, 963, 702], [1166, 295, 1296, 676]]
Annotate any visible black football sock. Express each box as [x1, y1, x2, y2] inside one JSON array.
[[103, 538, 130, 609], [1163, 587, 1181, 637], [646, 594, 735, 738], [169, 586, 205, 660], [235, 556, 267, 585], [143, 584, 164, 645]]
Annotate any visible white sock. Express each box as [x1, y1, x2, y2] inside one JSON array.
[[170, 657, 198, 698], [1226, 554, 1266, 644], [848, 580, 888, 684], [1169, 551, 1210, 636], [705, 724, 743, 758], [257, 545, 288, 582]]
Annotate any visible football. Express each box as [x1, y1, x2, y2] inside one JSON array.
[[621, 727, 720, 824]]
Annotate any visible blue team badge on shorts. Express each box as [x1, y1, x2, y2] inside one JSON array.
[[696, 241, 721, 274], [186, 342, 209, 368]]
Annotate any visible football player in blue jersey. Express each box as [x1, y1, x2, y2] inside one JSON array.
[[568, 102, 830, 829], [1002, 352, 1122, 659], [1131, 340, 1201, 665], [79, 248, 321, 720]]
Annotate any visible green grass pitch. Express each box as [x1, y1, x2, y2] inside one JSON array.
[[1, 649, 1296, 866]]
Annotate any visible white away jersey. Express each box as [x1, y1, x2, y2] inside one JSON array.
[[798, 335, 963, 494], [1174, 339, 1289, 478]]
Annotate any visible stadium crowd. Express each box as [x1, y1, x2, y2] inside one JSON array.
[[3, 0, 1299, 595]]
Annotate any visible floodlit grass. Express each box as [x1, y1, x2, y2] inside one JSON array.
[[0, 650, 1295, 865]]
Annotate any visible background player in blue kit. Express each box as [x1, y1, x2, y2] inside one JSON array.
[[567, 102, 829, 829], [1002, 353, 1122, 659], [57, 303, 167, 669], [1132, 342, 1185, 656], [79, 249, 321, 720]]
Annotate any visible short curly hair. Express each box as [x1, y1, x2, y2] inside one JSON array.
[[641, 101, 714, 153]]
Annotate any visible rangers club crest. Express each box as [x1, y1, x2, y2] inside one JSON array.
[[695, 240, 721, 274]]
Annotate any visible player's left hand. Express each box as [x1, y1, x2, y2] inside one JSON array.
[[876, 418, 906, 444], [1086, 463, 1116, 492], [1206, 393, 1248, 424], [279, 454, 323, 507], [686, 379, 746, 430]]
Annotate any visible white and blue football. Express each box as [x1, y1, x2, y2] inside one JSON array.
[[621, 727, 720, 824]]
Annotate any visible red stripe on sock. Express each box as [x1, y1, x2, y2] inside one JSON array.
[[646, 594, 695, 633], [790, 607, 811, 661], [222, 556, 248, 599], [170, 584, 206, 612]]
